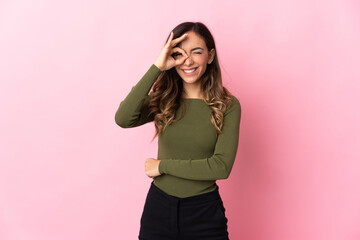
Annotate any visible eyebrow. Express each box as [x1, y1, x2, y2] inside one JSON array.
[[180, 47, 204, 55], [175, 47, 204, 55], [190, 47, 204, 51]]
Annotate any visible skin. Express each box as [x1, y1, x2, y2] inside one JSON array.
[[146, 30, 216, 179], [174, 31, 215, 99]]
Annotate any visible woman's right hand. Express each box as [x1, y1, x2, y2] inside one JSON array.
[[154, 31, 189, 71]]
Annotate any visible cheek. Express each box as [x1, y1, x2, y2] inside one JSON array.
[[194, 55, 208, 65], [175, 67, 183, 75]]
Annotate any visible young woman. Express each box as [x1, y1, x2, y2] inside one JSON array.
[[115, 21, 241, 240]]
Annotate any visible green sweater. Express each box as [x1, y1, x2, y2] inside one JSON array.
[[115, 64, 241, 198]]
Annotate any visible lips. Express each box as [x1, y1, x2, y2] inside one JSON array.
[[182, 67, 198, 74]]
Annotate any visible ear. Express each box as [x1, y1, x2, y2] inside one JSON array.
[[208, 48, 215, 64]]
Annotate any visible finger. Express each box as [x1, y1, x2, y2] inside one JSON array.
[[170, 33, 188, 47], [171, 47, 188, 57], [166, 31, 174, 46], [177, 57, 188, 65], [173, 55, 189, 66], [175, 55, 189, 66], [172, 47, 189, 62]]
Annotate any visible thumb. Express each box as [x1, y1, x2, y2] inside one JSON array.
[[175, 55, 188, 66]]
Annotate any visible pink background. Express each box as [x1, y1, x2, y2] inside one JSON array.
[[1, 0, 360, 239]]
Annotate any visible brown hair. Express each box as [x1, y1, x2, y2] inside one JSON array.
[[148, 21, 234, 142]]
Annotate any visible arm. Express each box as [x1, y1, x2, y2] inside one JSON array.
[[158, 97, 241, 180], [115, 64, 162, 128]]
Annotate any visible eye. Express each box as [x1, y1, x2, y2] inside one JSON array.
[[172, 53, 182, 57], [195, 52, 202, 54]]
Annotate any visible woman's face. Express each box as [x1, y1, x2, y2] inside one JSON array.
[[173, 31, 215, 84]]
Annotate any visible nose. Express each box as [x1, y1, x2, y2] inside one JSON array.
[[184, 54, 193, 65]]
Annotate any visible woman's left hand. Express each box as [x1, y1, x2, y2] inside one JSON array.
[[145, 158, 162, 178]]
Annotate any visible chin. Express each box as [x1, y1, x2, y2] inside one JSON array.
[[177, 72, 203, 83], [179, 75, 200, 83]]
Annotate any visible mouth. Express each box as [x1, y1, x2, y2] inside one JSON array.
[[182, 67, 198, 75]]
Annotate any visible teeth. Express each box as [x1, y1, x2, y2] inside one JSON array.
[[184, 68, 196, 73]]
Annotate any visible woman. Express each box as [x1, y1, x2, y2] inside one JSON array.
[[115, 21, 241, 240]]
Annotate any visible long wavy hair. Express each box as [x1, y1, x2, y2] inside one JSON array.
[[148, 21, 234, 142]]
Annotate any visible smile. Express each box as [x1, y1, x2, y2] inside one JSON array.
[[182, 67, 198, 74]]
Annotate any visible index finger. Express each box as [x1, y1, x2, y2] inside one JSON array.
[[170, 33, 188, 47], [166, 31, 174, 45]]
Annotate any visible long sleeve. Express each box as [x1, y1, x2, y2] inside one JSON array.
[[158, 97, 241, 180], [115, 64, 162, 128]]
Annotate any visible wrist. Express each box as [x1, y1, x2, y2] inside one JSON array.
[[154, 62, 164, 71]]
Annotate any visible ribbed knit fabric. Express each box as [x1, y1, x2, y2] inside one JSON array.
[[115, 64, 241, 198]]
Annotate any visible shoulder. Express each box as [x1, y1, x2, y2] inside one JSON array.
[[225, 95, 241, 115], [231, 95, 240, 106]]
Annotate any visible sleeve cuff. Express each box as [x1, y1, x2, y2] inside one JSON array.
[[159, 160, 167, 174], [151, 64, 163, 74]]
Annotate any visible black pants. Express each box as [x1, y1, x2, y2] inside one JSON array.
[[138, 181, 229, 240]]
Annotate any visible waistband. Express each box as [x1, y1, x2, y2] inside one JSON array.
[[148, 180, 221, 207]]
